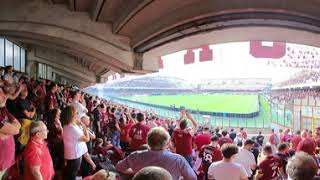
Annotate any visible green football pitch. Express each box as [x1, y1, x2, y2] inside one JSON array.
[[114, 94, 273, 128], [123, 94, 259, 113]]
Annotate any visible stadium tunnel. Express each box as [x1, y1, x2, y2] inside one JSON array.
[[1, 0, 320, 86]]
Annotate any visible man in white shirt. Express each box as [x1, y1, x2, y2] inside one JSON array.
[[234, 139, 257, 179], [70, 90, 88, 120], [208, 143, 248, 180]]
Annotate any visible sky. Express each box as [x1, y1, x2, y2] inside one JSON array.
[[159, 41, 305, 83], [99, 41, 320, 86]]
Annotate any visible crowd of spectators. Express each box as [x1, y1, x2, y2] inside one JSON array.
[[280, 56, 320, 69], [281, 45, 320, 69], [1, 65, 320, 180], [271, 89, 320, 102], [105, 75, 193, 90], [277, 70, 320, 87], [267, 44, 320, 70]]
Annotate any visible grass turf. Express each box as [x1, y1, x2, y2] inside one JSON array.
[[114, 95, 272, 128], [123, 94, 259, 114]]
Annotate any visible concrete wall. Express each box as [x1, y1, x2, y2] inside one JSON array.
[[27, 45, 97, 87], [0, 0, 136, 74]]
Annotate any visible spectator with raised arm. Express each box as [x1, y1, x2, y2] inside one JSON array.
[[61, 106, 91, 180], [0, 85, 22, 179], [70, 90, 88, 120], [171, 109, 197, 167], [120, 114, 134, 151]]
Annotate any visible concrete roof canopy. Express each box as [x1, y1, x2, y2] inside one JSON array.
[[1, 0, 320, 86]]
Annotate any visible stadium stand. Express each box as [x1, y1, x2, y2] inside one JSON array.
[[275, 70, 320, 87], [99, 74, 195, 96], [1, 65, 320, 180], [105, 75, 193, 89], [199, 78, 271, 91]]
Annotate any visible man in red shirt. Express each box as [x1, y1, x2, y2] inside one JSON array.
[[199, 136, 223, 180], [120, 114, 134, 152], [44, 82, 58, 115], [255, 145, 284, 180], [218, 130, 233, 147], [23, 121, 54, 180], [297, 131, 316, 156], [34, 79, 46, 99], [33, 79, 46, 112], [171, 110, 197, 167], [240, 127, 247, 139], [129, 112, 150, 151], [290, 130, 302, 151], [269, 129, 279, 145], [280, 129, 292, 143], [269, 129, 279, 154], [194, 125, 211, 151]]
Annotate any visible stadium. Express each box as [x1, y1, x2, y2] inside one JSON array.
[[4, 1, 320, 179], [87, 41, 320, 132], [88, 75, 270, 129]]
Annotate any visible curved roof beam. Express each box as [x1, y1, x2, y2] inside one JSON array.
[[0, 0, 134, 72], [0, 22, 132, 73], [136, 12, 320, 53], [110, 0, 320, 52]]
